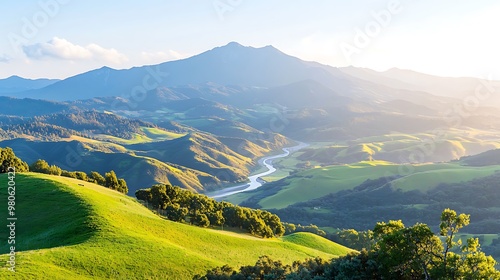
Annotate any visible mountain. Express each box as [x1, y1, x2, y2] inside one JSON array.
[[340, 67, 500, 105], [0, 173, 351, 279], [5, 42, 500, 115], [10, 42, 351, 101], [0, 138, 222, 193], [0, 109, 292, 192], [0, 75, 59, 93], [0, 97, 73, 117], [126, 132, 254, 183], [459, 149, 500, 166]]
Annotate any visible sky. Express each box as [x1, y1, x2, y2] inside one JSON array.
[[1, 0, 499, 80]]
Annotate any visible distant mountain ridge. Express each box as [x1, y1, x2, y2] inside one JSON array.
[[0, 75, 59, 93], [8, 42, 351, 101], [3, 42, 500, 111]]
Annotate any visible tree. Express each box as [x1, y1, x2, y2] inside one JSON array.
[[30, 159, 62, 175], [135, 189, 152, 202], [373, 209, 500, 280], [117, 178, 128, 194], [150, 184, 169, 213], [104, 170, 119, 190], [207, 210, 225, 228], [373, 220, 441, 279], [164, 184, 180, 203], [75, 171, 88, 181], [197, 209, 500, 280], [259, 211, 285, 237], [61, 170, 77, 178], [248, 214, 273, 238], [431, 208, 500, 279], [283, 222, 297, 234], [325, 249, 380, 279], [222, 205, 239, 228], [193, 213, 210, 227], [48, 164, 62, 175], [439, 208, 470, 270], [89, 171, 105, 186], [193, 264, 235, 280], [334, 229, 374, 251], [0, 147, 29, 173], [30, 159, 50, 173], [165, 203, 188, 222], [189, 196, 209, 224]]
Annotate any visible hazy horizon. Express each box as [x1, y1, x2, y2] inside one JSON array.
[[1, 1, 499, 80]]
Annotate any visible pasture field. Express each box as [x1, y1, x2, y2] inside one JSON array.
[[0, 173, 350, 279]]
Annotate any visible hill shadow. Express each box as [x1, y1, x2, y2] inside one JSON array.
[[0, 174, 98, 254]]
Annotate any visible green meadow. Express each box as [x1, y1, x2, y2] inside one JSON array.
[[0, 173, 351, 279], [249, 162, 500, 209]]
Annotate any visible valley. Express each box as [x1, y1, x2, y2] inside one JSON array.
[[0, 41, 499, 277], [208, 141, 308, 198]]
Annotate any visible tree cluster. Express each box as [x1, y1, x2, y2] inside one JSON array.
[[0, 111, 159, 142], [271, 173, 500, 233], [136, 184, 285, 238], [4, 122, 74, 140], [195, 209, 500, 280], [328, 228, 374, 251], [283, 222, 326, 236], [0, 147, 29, 173], [32, 111, 154, 139], [29, 159, 128, 194]]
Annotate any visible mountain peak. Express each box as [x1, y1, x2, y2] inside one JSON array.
[[7, 75, 24, 80], [224, 41, 245, 48], [216, 42, 281, 53]]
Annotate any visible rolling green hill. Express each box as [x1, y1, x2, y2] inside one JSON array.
[[296, 130, 500, 166], [231, 161, 500, 210], [0, 108, 293, 194], [0, 139, 221, 193], [459, 148, 500, 166], [0, 173, 352, 279], [127, 132, 253, 183]]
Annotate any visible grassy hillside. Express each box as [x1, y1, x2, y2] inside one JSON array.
[[0, 139, 220, 193], [0, 173, 351, 279], [127, 132, 253, 183], [94, 127, 185, 145], [281, 232, 353, 256], [232, 161, 500, 209], [295, 129, 500, 166]]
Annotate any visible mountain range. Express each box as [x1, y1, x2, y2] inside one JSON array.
[[2, 42, 500, 194], [0, 75, 59, 93], [2, 42, 500, 272]]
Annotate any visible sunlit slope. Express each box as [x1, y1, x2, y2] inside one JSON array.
[[281, 232, 353, 256], [297, 130, 500, 166], [0, 173, 351, 279], [233, 162, 500, 209]]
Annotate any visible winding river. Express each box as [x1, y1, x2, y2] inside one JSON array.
[[208, 142, 309, 199]]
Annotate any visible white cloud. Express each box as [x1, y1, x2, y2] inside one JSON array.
[[140, 50, 186, 63], [22, 37, 128, 64], [0, 54, 10, 63]]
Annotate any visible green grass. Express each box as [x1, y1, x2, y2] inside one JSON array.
[[281, 233, 353, 256], [289, 129, 500, 168], [140, 127, 185, 140], [391, 166, 500, 191], [96, 127, 185, 145], [223, 129, 500, 209], [0, 173, 351, 279], [255, 162, 500, 209], [63, 135, 129, 153], [96, 133, 153, 145]]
